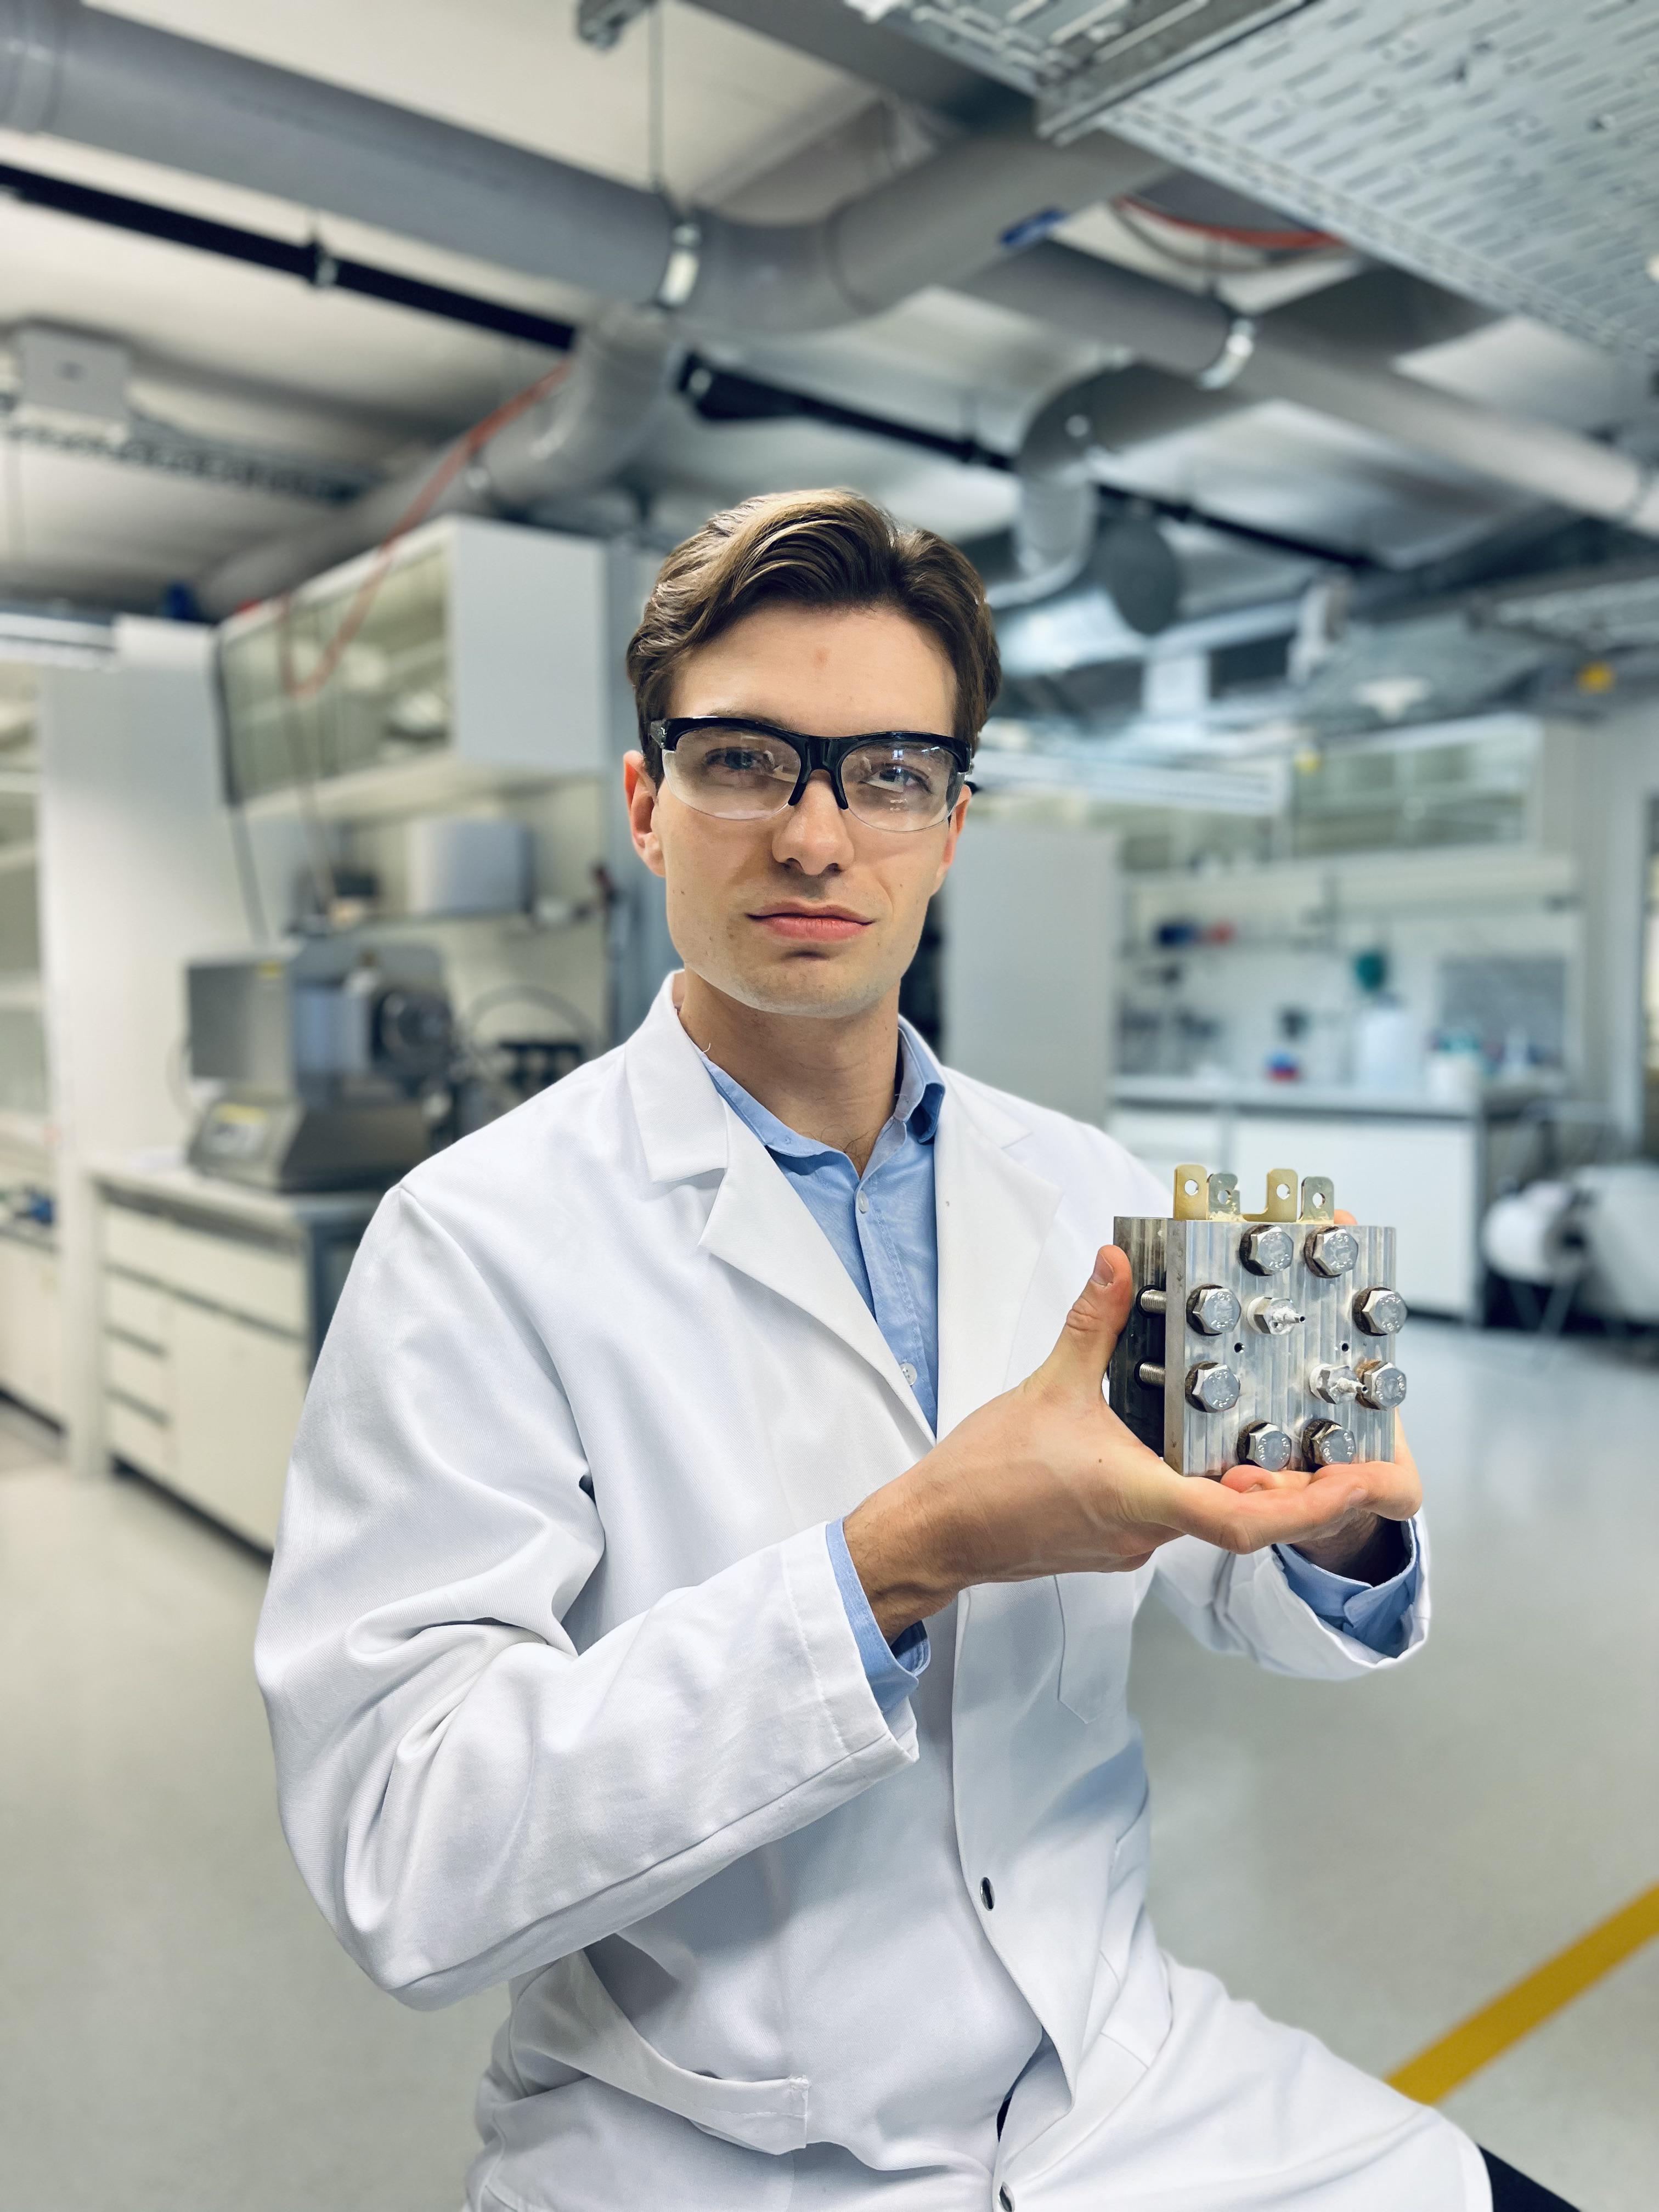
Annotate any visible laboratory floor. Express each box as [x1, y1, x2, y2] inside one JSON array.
[[1, 1323, 1655, 2212]]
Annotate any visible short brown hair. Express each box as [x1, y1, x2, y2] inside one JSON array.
[[625, 488, 1000, 780]]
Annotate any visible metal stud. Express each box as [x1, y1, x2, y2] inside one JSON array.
[[1247, 1295, 1304, 1336], [1310, 1362, 1362, 1405]]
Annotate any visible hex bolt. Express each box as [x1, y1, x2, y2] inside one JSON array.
[[1305, 1225, 1359, 1278], [1357, 1359, 1408, 1409], [1137, 1361, 1166, 1390], [1240, 1223, 1295, 1275], [1310, 1362, 1362, 1404], [1353, 1286, 1409, 1335], [1304, 1420, 1356, 1467], [1247, 1295, 1305, 1336], [1240, 1420, 1293, 1472], [1138, 1288, 1168, 1315], [1187, 1283, 1242, 1336], [1185, 1361, 1242, 1413]]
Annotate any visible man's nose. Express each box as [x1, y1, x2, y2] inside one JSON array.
[[772, 769, 854, 869]]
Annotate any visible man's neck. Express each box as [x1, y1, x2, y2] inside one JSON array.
[[675, 970, 902, 1175]]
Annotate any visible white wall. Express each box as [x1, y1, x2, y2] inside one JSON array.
[[35, 620, 272, 1472], [943, 819, 1118, 1122]]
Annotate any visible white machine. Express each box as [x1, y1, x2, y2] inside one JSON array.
[[186, 937, 453, 1191]]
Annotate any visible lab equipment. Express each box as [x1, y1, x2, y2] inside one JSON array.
[[185, 936, 454, 1190], [1110, 1163, 1405, 1478]]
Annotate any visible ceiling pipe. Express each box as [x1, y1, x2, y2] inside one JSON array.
[[978, 270, 1505, 606], [197, 306, 679, 616], [0, 0, 1164, 334], [959, 242, 1659, 538]]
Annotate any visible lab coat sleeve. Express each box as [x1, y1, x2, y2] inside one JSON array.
[[1149, 1516, 1431, 1678], [253, 1187, 918, 2011]]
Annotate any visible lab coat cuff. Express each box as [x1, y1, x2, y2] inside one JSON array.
[[1276, 1519, 1421, 1658], [825, 1519, 930, 1714]]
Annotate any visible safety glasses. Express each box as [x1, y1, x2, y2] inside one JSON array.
[[649, 716, 974, 834]]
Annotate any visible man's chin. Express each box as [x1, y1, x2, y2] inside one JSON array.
[[713, 953, 896, 1022]]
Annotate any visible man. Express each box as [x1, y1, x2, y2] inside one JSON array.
[[257, 491, 1571, 2212]]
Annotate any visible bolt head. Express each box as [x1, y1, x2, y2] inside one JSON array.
[[1187, 1283, 1242, 1336], [1186, 1361, 1242, 1413], [1240, 1420, 1294, 1472], [1355, 1286, 1409, 1335], [1305, 1226, 1359, 1277], [1240, 1223, 1295, 1275], [1358, 1359, 1408, 1409], [1305, 1419, 1356, 1467]]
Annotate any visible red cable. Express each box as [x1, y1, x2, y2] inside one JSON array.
[[275, 354, 574, 703], [1116, 195, 1342, 252]]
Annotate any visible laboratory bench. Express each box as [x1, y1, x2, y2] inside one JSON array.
[[1107, 1076, 1553, 1321], [91, 1160, 381, 1550]]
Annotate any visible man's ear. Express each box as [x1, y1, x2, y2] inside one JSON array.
[[624, 751, 667, 881]]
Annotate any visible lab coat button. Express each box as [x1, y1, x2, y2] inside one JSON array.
[[980, 1876, 995, 1910]]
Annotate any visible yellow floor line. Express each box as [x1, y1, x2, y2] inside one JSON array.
[[1388, 1882, 1659, 2104]]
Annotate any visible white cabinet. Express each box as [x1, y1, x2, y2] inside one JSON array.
[[0, 1228, 63, 1420], [1107, 1098, 1482, 1318], [217, 515, 610, 821], [168, 1301, 308, 1550]]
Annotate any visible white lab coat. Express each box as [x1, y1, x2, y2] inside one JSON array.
[[256, 978, 1486, 2212]]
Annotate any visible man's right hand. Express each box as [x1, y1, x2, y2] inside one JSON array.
[[843, 1244, 1386, 1641]]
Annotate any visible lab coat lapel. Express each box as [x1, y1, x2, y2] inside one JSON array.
[[934, 1076, 1064, 1436], [624, 977, 932, 1438]]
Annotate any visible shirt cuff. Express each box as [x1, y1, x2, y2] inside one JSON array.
[[825, 1518, 930, 1714], [1276, 1518, 1421, 1658]]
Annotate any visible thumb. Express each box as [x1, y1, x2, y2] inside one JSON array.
[[1041, 1244, 1133, 1394]]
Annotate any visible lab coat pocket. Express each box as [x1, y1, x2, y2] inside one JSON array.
[[1054, 1571, 1130, 1722], [509, 1950, 809, 2157]]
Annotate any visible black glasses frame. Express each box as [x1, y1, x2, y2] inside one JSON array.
[[648, 716, 976, 814]]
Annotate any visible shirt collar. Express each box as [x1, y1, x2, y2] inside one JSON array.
[[699, 1021, 946, 1162]]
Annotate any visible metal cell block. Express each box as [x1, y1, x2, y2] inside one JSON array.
[[1109, 1163, 1402, 1478]]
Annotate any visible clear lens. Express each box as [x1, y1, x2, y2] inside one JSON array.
[[843, 742, 958, 829], [662, 724, 961, 832], [665, 724, 802, 819]]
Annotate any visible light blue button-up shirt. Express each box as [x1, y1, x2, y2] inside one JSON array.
[[703, 1025, 1419, 1712]]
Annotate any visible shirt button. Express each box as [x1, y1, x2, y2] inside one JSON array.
[[980, 1876, 995, 1910], [899, 1362, 917, 1385], [856, 1189, 870, 1214]]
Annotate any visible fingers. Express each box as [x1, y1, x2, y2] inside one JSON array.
[[1161, 1465, 1369, 1556], [1334, 1208, 1357, 1227], [1040, 1245, 1133, 1396]]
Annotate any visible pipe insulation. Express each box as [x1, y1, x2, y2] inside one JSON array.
[[198, 305, 680, 615], [0, 0, 1165, 333], [960, 244, 1659, 538]]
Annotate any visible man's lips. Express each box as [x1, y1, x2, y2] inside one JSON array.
[[749, 906, 872, 942]]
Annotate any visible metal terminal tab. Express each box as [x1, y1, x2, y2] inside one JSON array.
[[1172, 1163, 1210, 1220], [1245, 1167, 1300, 1223], [1300, 1175, 1335, 1223], [1207, 1171, 1240, 1219]]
